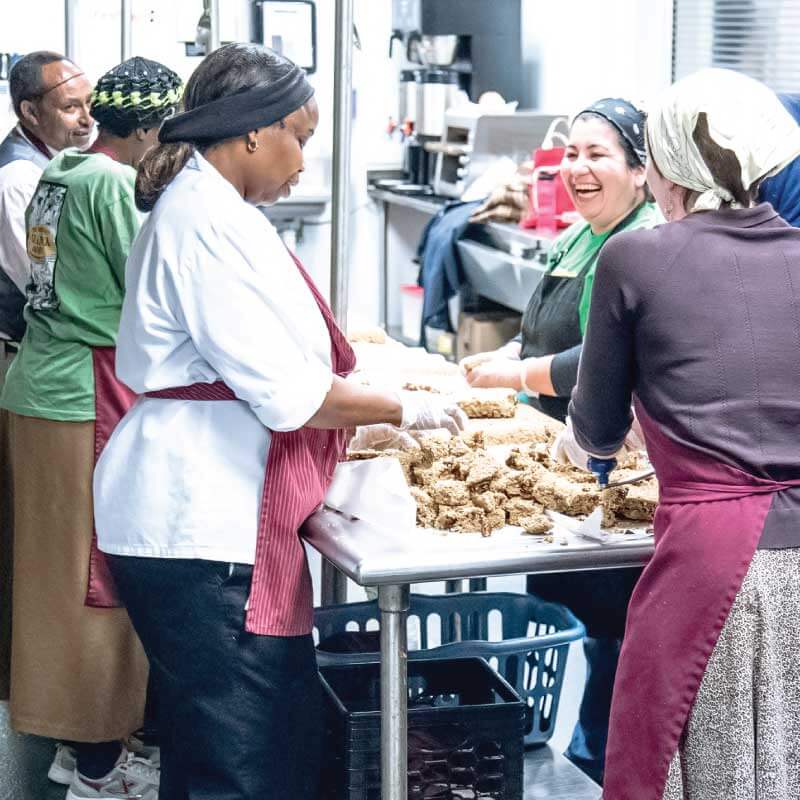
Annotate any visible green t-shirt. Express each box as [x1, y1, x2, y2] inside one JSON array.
[[546, 201, 663, 335], [0, 149, 140, 421]]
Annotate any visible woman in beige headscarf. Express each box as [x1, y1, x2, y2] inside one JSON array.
[[551, 68, 800, 800]]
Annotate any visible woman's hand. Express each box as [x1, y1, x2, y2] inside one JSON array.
[[307, 378, 466, 434], [459, 350, 497, 374], [349, 425, 419, 452], [550, 418, 595, 470], [550, 417, 637, 470], [465, 354, 556, 396], [465, 360, 523, 390], [459, 341, 521, 375], [398, 391, 468, 435]]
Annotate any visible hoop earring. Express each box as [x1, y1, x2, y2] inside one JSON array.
[[247, 139, 258, 153]]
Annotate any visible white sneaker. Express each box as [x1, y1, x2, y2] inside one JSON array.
[[123, 733, 160, 767], [65, 750, 160, 800], [48, 743, 77, 785]]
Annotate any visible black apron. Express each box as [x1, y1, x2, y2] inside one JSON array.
[[522, 209, 645, 636], [519, 247, 593, 422], [519, 207, 643, 422]]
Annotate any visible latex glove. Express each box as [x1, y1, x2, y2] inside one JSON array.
[[349, 424, 419, 452], [550, 417, 618, 471], [459, 350, 497, 374], [459, 341, 520, 375], [624, 415, 646, 452], [465, 359, 522, 390], [398, 391, 468, 435]]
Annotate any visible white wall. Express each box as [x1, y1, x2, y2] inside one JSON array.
[[0, 0, 675, 325], [530, 0, 674, 114]]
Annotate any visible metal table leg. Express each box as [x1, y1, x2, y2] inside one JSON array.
[[321, 558, 348, 605], [379, 583, 410, 800]]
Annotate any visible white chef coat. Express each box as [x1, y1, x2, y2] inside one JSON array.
[[94, 152, 333, 564]]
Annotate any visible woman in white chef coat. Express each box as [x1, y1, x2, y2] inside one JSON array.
[[93, 43, 466, 800]]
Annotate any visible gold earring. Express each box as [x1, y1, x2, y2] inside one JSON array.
[[247, 139, 258, 153]]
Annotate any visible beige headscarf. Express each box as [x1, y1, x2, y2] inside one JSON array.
[[647, 68, 800, 211]]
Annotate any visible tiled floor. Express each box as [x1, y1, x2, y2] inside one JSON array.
[[0, 703, 64, 800]]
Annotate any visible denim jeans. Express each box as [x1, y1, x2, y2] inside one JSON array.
[[107, 555, 322, 800]]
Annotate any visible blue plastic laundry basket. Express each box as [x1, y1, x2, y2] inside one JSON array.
[[314, 591, 585, 746]]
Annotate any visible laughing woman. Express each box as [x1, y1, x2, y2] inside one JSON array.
[[461, 98, 660, 420], [560, 68, 800, 800], [458, 98, 661, 785]]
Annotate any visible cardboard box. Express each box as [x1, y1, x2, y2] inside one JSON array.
[[457, 312, 522, 359]]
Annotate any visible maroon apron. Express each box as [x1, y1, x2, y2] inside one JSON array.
[[84, 140, 139, 607], [138, 253, 354, 636], [602, 399, 800, 800], [86, 347, 137, 607]]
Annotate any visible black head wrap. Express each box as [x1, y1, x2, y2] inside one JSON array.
[[159, 64, 314, 145], [575, 97, 647, 166], [91, 57, 183, 131]]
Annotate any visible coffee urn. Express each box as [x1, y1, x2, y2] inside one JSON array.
[[398, 69, 418, 135], [415, 68, 460, 139]]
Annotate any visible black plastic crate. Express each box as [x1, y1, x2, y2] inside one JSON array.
[[315, 592, 584, 746], [320, 657, 525, 800]]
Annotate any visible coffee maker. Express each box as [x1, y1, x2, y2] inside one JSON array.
[[391, 0, 524, 102], [390, 0, 525, 188]]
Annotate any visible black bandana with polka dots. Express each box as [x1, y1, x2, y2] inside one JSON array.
[[576, 97, 647, 166]]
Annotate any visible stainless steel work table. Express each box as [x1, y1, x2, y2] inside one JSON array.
[[303, 507, 654, 800]]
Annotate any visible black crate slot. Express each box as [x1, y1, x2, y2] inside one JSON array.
[[320, 658, 525, 800]]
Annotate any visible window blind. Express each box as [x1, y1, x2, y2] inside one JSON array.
[[672, 0, 800, 93]]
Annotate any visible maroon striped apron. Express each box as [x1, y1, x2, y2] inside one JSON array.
[[88, 253, 355, 635], [602, 400, 800, 800], [86, 347, 137, 607], [84, 140, 140, 607]]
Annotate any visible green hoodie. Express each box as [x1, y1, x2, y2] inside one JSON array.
[[1, 148, 141, 420]]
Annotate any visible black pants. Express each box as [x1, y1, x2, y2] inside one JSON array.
[[107, 555, 322, 800]]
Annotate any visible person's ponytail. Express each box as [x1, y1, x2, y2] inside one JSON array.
[[135, 142, 195, 212]]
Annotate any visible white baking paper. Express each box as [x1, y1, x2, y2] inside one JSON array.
[[324, 458, 416, 533]]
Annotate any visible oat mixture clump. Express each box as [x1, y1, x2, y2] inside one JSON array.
[[347, 423, 657, 538]]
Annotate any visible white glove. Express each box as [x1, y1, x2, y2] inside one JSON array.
[[459, 341, 521, 375], [459, 350, 496, 374], [398, 391, 468, 435], [349, 424, 419, 452], [624, 415, 646, 452], [550, 417, 616, 471]]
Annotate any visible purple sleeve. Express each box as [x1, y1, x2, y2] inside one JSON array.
[[568, 237, 636, 455]]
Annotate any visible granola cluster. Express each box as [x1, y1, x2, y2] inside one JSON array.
[[348, 428, 657, 537]]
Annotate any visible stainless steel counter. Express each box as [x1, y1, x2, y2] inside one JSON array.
[[368, 187, 554, 328], [303, 506, 653, 586], [303, 507, 651, 800], [368, 187, 551, 257]]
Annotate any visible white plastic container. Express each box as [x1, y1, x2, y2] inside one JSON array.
[[400, 284, 424, 343]]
